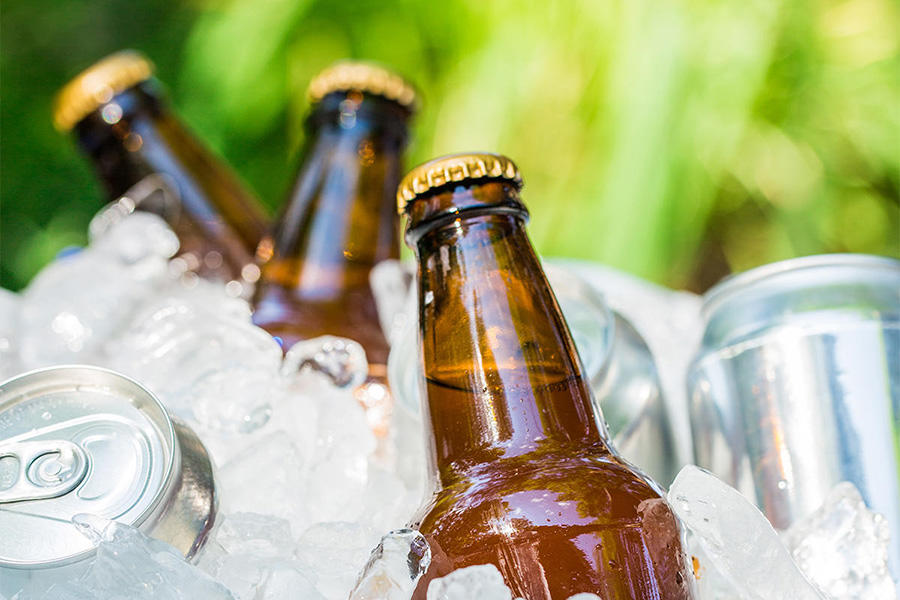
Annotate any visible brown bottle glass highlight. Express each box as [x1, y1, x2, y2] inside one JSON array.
[[252, 81, 411, 429], [59, 54, 267, 284], [402, 156, 695, 599]]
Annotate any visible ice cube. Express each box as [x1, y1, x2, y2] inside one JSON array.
[[356, 466, 419, 533], [42, 515, 235, 600], [89, 210, 179, 269], [19, 253, 157, 368], [369, 259, 414, 345], [209, 512, 296, 557], [302, 381, 377, 523], [295, 521, 381, 600], [349, 528, 431, 600], [256, 564, 324, 600], [218, 432, 310, 528], [283, 335, 369, 389], [106, 288, 281, 422], [189, 366, 282, 434], [783, 482, 897, 600], [195, 513, 321, 600], [668, 465, 824, 600], [426, 564, 513, 600]]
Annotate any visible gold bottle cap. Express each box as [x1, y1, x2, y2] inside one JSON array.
[[53, 50, 154, 132], [308, 61, 417, 111], [396, 152, 523, 214]]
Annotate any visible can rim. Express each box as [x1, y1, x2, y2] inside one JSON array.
[[701, 253, 900, 321], [0, 364, 179, 568]]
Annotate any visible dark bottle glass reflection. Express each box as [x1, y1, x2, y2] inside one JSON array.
[[251, 62, 414, 436], [400, 153, 695, 599], [54, 50, 268, 287]]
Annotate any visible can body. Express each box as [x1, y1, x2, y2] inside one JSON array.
[[688, 254, 900, 574], [0, 366, 217, 596]]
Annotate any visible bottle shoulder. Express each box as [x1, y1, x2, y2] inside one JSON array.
[[418, 449, 666, 531]]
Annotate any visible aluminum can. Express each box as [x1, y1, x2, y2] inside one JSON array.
[[0, 365, 217, 594], [688, 254, 900, 573]]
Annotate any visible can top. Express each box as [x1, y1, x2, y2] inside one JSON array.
[[700, 253, 900, 348], [53, 50, 154, 132], [0, 366, 178, 568]]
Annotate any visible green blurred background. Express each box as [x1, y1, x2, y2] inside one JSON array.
[[2, 0, 898, 292]]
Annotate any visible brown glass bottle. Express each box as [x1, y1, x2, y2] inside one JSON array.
[[399, 154, 695, 599], [53, 50, 267, 286], [252, 62, 414, 431]]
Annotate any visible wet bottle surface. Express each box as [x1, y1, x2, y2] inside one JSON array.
[[400, 154, 695, 599], [53, 50, 267, 287], [252, 62, 414, 433]]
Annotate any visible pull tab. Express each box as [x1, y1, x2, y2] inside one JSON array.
[[0, 440, 89, 504]]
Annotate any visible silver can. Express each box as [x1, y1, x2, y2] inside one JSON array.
[[0, 365, 217, 593], [688, 254, 900, 573]]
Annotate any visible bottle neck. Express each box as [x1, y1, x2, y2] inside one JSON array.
[[72, 82, 267, 258], [409, 182, 610, 487], [260, 93, 409, 301], [74, 83, 162, 200]]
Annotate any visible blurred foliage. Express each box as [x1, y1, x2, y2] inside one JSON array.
[[1, 0, 898, 292]]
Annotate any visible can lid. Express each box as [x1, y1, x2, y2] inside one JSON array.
[[53, 50, 154, 132], [0, 366, 178, 568]]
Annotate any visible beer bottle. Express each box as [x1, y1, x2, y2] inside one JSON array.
[[399, 153, 695, 599], [53, 50, 267, 287], [252, 62, 415, 434]]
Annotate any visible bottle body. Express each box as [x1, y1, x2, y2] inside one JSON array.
[[73, 81, 267, 285], [252, 92, 409, 371], [402, 169, 694, 599]]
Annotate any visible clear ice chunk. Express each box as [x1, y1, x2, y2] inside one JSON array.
[[283, 335, 368, 388], [298, 377, 378, 524], [668, 465, 824, 600], [89, 210, 179, 268], [295, 521, 380, 600], [426, 564, 513, 600], [783, 482, 898, 600], [198, 513, 318, 600], [208, 512, 296, 558], [349, 528, 431, 600], [105, 286, 280, 424], [255, 564, 324, 600], [218, 433, 311, 529], [42, 515, 235, 600], [19, 256, 159, 368], [369, 259, 414, 345]]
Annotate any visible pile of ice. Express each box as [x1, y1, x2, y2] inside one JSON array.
[[1, 212, 423, 599], [0, 212, 896, 600]]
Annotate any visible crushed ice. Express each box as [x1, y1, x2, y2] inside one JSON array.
[[1, 213, 896, 599]]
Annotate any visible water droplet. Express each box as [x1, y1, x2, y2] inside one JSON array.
[[41, 411, 52, 420]]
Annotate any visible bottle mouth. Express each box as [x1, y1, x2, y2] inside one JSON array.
[[397, 152, 523, 214], [402, 181, 529, 244]]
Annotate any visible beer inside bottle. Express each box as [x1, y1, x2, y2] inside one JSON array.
[[53, 50, 267, 287], [252, 62, 414, 433], [252, 62, 415, 360], [399, 153, 695, 599]]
